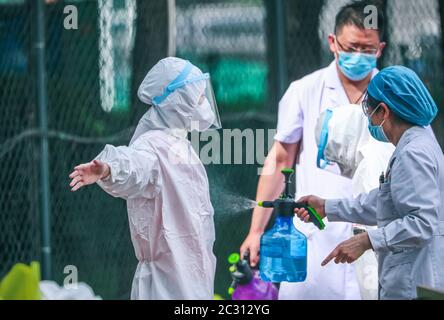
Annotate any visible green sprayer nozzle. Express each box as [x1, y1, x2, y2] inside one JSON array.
[[257, 201, 275, 208], [228, 253, 240, 265], [281, 169, 295, 198]]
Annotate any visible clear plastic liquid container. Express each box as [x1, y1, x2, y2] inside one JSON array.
[[259, 216, 307, 283]]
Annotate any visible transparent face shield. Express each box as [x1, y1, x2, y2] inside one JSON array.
[[152, 61, 222, 132], [194, 76, 222, 131]]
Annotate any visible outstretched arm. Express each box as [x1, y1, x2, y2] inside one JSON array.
[[325, 189, 379, 226], [240, 141, 300, 267], [69, 159, 110, 191], [295, 190, 379, 227], [295, 195, 376, 266], [69, 142, 160, 200]]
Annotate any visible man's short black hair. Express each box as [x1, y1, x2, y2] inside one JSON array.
[[335, 0, 385, 41]]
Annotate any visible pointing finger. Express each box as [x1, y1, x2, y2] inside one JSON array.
[[322, 247, 339, 266]]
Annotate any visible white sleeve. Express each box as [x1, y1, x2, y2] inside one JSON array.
[[274, 81, 304, 144], [95, 141, 161, 200]]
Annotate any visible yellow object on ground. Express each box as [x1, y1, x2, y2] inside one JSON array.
[[0, 262, 41, 300]]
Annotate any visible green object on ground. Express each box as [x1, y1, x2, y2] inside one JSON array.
[[0, 262, 41, 300], [417, 286, 444, 300]]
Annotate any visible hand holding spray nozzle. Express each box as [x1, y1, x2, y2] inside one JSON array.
[[257, 169, 325, 230]]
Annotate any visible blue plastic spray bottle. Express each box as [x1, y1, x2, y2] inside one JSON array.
[[257, 168, 325, 283]]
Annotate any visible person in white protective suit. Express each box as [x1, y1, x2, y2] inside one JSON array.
[[315, 104, 395, 300], [68, 57, 222, 300], [315, 104, 395, 196]]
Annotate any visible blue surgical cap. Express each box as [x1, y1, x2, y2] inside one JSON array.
[[368, 66, 438, 126]]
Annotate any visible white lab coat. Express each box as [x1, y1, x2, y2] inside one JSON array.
[[275, 61, 379, 300], [96, 129, 216, 299]]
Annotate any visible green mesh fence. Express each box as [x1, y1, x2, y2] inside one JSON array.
[[1, 0, 443, 300]]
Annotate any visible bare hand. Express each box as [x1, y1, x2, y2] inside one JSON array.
[[321, 232, 373, 266], [294, 195, 326, 223], [240, 231, 262, 268], [69, 160, 110, 192]]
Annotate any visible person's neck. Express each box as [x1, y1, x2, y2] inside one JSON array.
[[389, 123, 415, 146], [165, 128, 188, 139], [336, 65, 372, 103]]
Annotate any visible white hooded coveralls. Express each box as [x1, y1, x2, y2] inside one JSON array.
[[95, 58, 217, 299]]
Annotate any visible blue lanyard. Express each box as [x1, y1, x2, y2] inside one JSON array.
[[317, 109, 333, 169]]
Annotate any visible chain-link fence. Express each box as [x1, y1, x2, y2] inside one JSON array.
[[1, 0, 443, 300]]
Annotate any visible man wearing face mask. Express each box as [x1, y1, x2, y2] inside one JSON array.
[[241, 1, 386, 300], [68, 57, 221, 299]]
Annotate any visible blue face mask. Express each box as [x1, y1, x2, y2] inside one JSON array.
[[337, 51, 377, 82], [367, 105, 389, 143]]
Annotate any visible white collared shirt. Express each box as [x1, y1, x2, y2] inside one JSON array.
[[275, 61, 378, 300]]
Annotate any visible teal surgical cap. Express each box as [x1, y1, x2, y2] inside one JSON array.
[[368, 66, 438, 126]]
